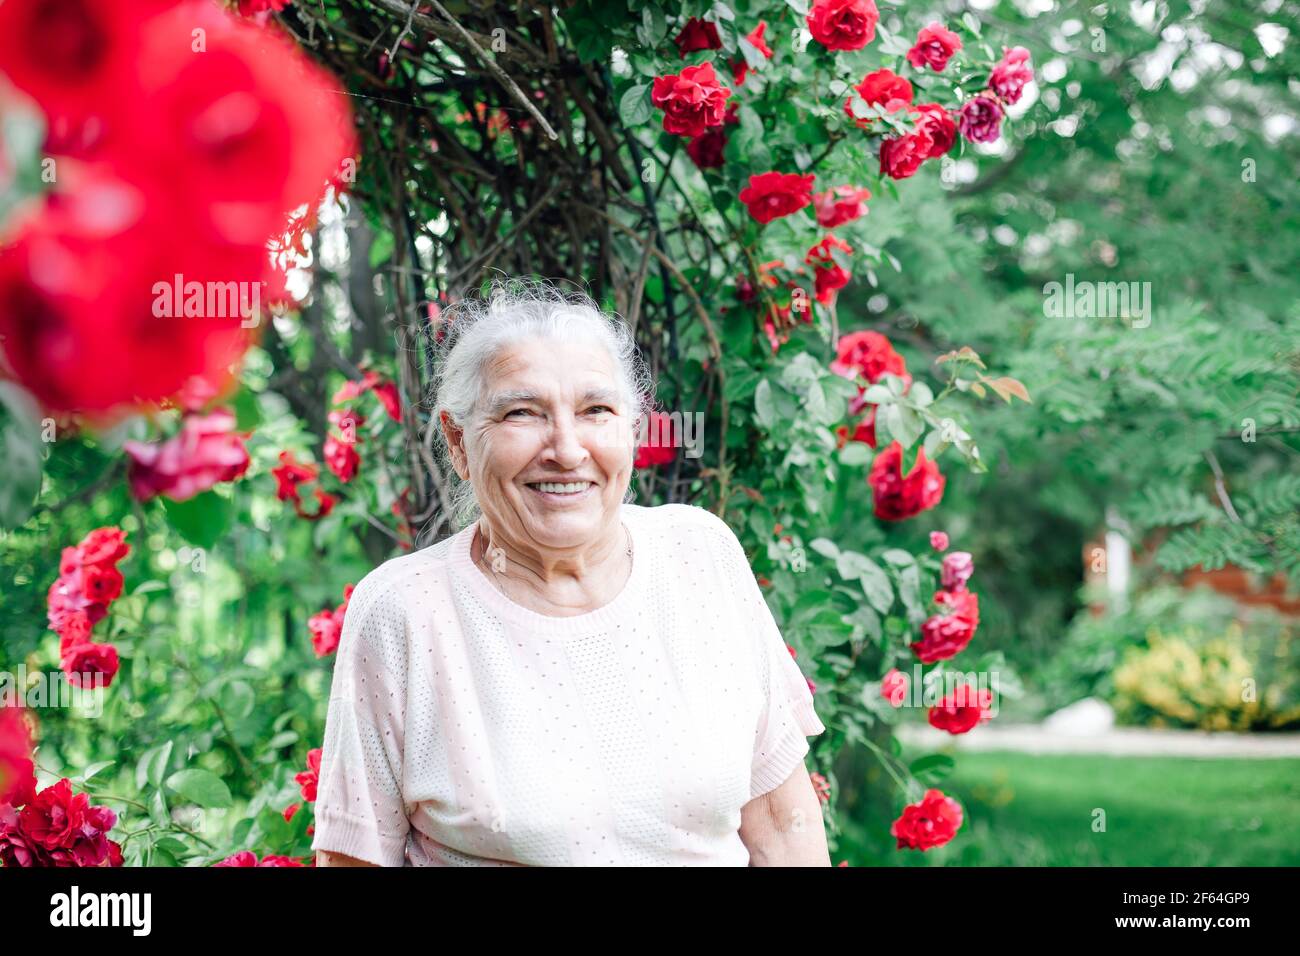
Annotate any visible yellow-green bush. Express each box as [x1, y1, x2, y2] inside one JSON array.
[[1112, 624, 1300, 731]]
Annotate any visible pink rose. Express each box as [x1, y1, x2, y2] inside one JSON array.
[[125, 409, 251, 502]]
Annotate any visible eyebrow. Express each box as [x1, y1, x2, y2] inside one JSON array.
[[483, 387, 622, 417]]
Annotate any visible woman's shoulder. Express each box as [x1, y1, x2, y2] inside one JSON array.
[[623, 501, 744, 555], [345, 526, 468, 618]]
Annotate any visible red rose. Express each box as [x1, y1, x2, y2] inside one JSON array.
[[333, 370, 402, 422], [814, 185, 871, 228], [807, 0, 879, 52], [18, 778, 87, 851], [738, 171, 816, 224], [989, 46, 1034, 105], [0, 0, 169, 135], [0, 707, 38, 809], [0, 804, 42, 867], [0, 175, 262, 415], [125, 409, 251, 502], [271, 451, 318, 502], [114, 3, 358, 250], [324, 433, 362, 484], [805, 235, 853, 304], [301, 487, 337, 521], [672, 17, 721, 57], [308, 584, 353, 657], [214, 850, 259, 867], [73, 528, 130, 567], [732, 21, 774, 85], [686, 103, 739, 170], [928, 683, 994, 734], [912, 590, 980, 663], [236, 0, 290, 15], [843, 68, 913, 129], [60, 641, 121, 689], [879, 128, 935, 180], [651, 61, 732, 138], [295, 748, 322, 803], [891, 788, 963, 850], [634, 410, 677, 468], [257, 854, 305, 867], [830, 331, 910, 385], [868, 441, 945, 521], [881, 668, 908, 707], [78, 564, 124, 606], [912, 103, 957, 158], [906, 22, 962, 72]]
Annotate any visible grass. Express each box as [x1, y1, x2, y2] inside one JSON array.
[[840, 751, 1300, 866]]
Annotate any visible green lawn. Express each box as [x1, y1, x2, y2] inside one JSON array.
[[845, 752, 1300, 866]]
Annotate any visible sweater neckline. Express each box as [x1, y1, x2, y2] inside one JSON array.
[[448, 504, 647, 633]]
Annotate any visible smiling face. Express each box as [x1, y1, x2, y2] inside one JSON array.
[[443, 335, 636, 554]]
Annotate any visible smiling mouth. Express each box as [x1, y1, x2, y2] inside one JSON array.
[[526, 481, 594, 495]]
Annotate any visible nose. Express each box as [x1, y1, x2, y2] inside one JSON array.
[[543, 409, 591, 471]]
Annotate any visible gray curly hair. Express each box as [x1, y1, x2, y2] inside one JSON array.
[[427, 276, 654, 531]]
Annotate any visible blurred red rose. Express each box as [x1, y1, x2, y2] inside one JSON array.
[[928, 683, 994, 734], [124, 409, 251, 502], [814, 185, 871, 228], [738, 171, 815, 224], [891, 788, 963, 850], [868, 441, 945, 521], [807, 0, 879, 52], [844, 68, 912, 129], [672, 17, 721, 57], [989, 46, 1034, 105], [295, 747, 322, 802], [651, 62, 731, 137], [906, 22, 962, 72]]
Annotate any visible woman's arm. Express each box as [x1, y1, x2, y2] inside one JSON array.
[[315, 849, 379, 867], [739, 763, 831, 866]]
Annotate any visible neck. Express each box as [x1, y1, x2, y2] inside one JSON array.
[[475, 511, 627, 590]]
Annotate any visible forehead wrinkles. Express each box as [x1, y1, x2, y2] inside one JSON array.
[[476, 341, 625, 412]]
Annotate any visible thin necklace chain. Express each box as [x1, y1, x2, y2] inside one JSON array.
[[475, 525, 632, 600]]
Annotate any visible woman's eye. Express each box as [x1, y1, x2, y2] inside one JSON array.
[[505, 408, 534, 419], [587, 406, 614, 415]]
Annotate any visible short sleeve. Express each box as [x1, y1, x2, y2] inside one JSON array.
[[747, 579, 826, 800], [689, 506, 826, 800], [310, 574, 411, 866]]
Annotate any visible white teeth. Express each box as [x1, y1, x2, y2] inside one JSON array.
[[533, 482, 590, 494]]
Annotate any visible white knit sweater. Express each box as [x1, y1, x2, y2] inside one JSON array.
[[310, 502, 825, 866]]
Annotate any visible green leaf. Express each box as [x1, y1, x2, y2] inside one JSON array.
[[858, 559, 894, 614], [0, 382, 44, 529], [163, 490, 233, 549], [136, 741, 174, 791], [910, 753, 956, 785], [218, 680, 255, 722], [166, 768, 233, 809], [618, 83, 653, 127], [754, 379, 777, 429], [809, 537, 840, 560], [839, 442, 872, 466]]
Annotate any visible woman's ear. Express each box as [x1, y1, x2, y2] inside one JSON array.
[[440, 410, 470, 480]]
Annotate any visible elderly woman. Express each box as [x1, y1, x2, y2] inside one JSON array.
[[311, 279, 828, 867]]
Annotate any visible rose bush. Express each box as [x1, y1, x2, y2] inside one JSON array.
[[0, 0, 1042, 865]]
